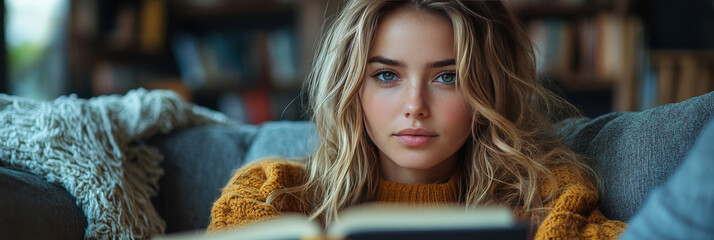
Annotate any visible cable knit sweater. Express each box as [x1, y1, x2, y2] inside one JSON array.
[[208, 160, 626, 239]]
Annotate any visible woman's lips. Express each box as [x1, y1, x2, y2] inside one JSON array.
[[394, 128, 437, 146], [394, 135, 436, 146]]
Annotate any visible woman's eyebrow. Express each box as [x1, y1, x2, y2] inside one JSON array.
[[429, 59, 455, 68], [367, 56, 405, 67], [367, 56, 455, 69]]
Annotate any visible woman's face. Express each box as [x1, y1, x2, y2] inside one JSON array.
[[360, 8, 472, 184]]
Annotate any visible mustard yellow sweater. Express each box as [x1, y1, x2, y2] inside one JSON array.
[[208, 160, 626, 239]]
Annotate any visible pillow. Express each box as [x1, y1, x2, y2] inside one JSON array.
[[245, 121, 318, 163], [620, 116, 714, 239], [149, 124, 257, 233], [558, 91, 714, 221], [0, 166, 86, 239]]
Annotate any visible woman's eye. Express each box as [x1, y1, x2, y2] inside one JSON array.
[[376, 72, 398, 81], [436, 72, 456, 83]]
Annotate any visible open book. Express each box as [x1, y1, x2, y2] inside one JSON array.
[[155, 203, 529, 240]]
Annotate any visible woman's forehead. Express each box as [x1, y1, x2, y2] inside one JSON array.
[[369, 7, 455, 67]]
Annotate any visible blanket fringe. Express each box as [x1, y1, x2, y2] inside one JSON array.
[[0, 88, 231, 239]]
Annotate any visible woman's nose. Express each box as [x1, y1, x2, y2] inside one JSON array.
[[404, 83, 429, 119]]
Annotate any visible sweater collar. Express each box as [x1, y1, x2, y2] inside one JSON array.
[[373, 173, 460, 204]]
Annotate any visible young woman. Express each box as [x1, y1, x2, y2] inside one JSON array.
[[208, 1, 626, 239]]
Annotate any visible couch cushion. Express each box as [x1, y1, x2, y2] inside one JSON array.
[[149, 124, 257, 233], [0, 166, 86, 240], [245, 121, 318, 163], [558, 91, 714, 221]]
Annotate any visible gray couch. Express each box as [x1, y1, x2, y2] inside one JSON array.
[[1, 92, 712, 239]]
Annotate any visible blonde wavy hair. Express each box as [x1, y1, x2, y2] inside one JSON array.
[[270, 0, 596, 230]]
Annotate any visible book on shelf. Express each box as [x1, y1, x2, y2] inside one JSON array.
[[155, 203, 529, 240], [242, 88, 273, 124], [267, 28, 300, 90], [139, 0, 166, 54], [594, 12, 624, 82], [172, 34, 206, 90], [676, 55, 698, 103], [650, 51, 714, 106], [614, 16, 644, 111], [527, 12, 644, 93], [171, 29, 300, 91]]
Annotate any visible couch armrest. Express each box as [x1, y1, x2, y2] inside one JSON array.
[[0, 166, 86, 239], [559, 92, 714, 221]]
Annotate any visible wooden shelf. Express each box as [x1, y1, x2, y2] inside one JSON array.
[[169, 1, 295, 20], [558, 79, 613, 92], [512, 1, 613, 19]]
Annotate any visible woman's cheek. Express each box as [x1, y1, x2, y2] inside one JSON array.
[[361, 86, 394, 136], [438, 96, 473, 134], [369, 91, 396, 123]]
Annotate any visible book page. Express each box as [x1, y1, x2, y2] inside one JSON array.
[[327, 203, 515, 238], [153, 214, 321, 240]]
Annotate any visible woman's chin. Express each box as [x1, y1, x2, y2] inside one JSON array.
[[391, 158, 443, 171]]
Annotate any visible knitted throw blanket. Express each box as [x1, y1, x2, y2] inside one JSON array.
[[0, 88, 231, 239]]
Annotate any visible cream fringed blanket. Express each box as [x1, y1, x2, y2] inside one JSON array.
[[0, 88, 231, 239]]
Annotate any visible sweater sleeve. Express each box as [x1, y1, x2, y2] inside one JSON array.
[[207, 159, 306, 232], [535, 165, 627, 240]]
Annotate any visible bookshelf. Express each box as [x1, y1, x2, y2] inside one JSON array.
[[512, 0, 645, 115], [515, 0, 714, 115], [649, 51, 714, 108], [64, 0, 713, 121], [66, 0, 339, 124]]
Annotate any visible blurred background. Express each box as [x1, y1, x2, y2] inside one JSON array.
[[1, 0, 713, 123]]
